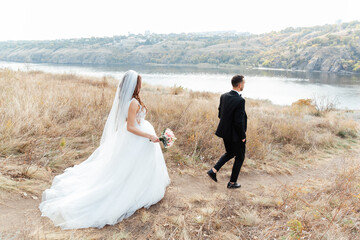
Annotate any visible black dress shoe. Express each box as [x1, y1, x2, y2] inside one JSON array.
[[207, 169, 217, 182], [227, 182, 241, 189]]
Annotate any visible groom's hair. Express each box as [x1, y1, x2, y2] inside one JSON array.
[[231, 75, 244, 87]]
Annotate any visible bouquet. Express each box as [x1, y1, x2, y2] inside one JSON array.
[[158, 128, 177, 148]]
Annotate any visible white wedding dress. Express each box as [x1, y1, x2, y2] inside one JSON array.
[[39, 97, 171, 230]]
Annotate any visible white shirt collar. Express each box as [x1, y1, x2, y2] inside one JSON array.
[[231, 89, 241, 95]]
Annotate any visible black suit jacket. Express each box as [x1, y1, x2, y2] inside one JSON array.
[[215, 90, 247, 142]]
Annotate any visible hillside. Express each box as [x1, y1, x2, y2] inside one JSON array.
[[1, 21, 360, 73], [0, 69, 360, 239]]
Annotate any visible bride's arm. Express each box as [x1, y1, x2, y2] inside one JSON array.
[[126, 100, 159, 142]]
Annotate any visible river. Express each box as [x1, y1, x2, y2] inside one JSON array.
[[1, 61, 359, 110]]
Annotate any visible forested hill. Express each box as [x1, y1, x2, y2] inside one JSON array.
[[1, 21, 360, 73]]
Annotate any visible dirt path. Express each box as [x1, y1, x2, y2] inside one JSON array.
[[1, 113, 359, 239], [173, 148, 359, 197], [1, 147, 359, 239]]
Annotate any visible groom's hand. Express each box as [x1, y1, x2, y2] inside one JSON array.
[[242, 138, 246, 142]]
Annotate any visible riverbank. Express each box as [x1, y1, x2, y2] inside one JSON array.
[[1, 69, 358, 174], [3, 60, 360, 76], [0, 69, 359, 239]]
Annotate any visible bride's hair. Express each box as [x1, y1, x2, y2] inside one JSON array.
[[132, 75, 147, 112]]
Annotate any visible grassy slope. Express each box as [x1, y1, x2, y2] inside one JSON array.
[[0, 69, 359, 239]]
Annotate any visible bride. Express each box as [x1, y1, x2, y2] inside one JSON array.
[[39, 70, 171, 230]]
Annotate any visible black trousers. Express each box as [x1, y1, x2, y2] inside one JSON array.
[[213, 138, 246, 183]]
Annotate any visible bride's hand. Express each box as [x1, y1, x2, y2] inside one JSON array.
[[149, 135, 160, 143]]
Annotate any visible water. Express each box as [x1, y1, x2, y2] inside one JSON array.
[[1, 61, 359, 110]]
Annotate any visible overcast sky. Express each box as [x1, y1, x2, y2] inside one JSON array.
[[0, 0, 359, 41]]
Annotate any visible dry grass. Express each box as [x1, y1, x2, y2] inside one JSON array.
[[0, 69, 358, 176], [0, 69, 360, 239], [117, 163, 359, 239]]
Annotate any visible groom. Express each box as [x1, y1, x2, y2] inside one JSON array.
[[207, 75, 247, 189]]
